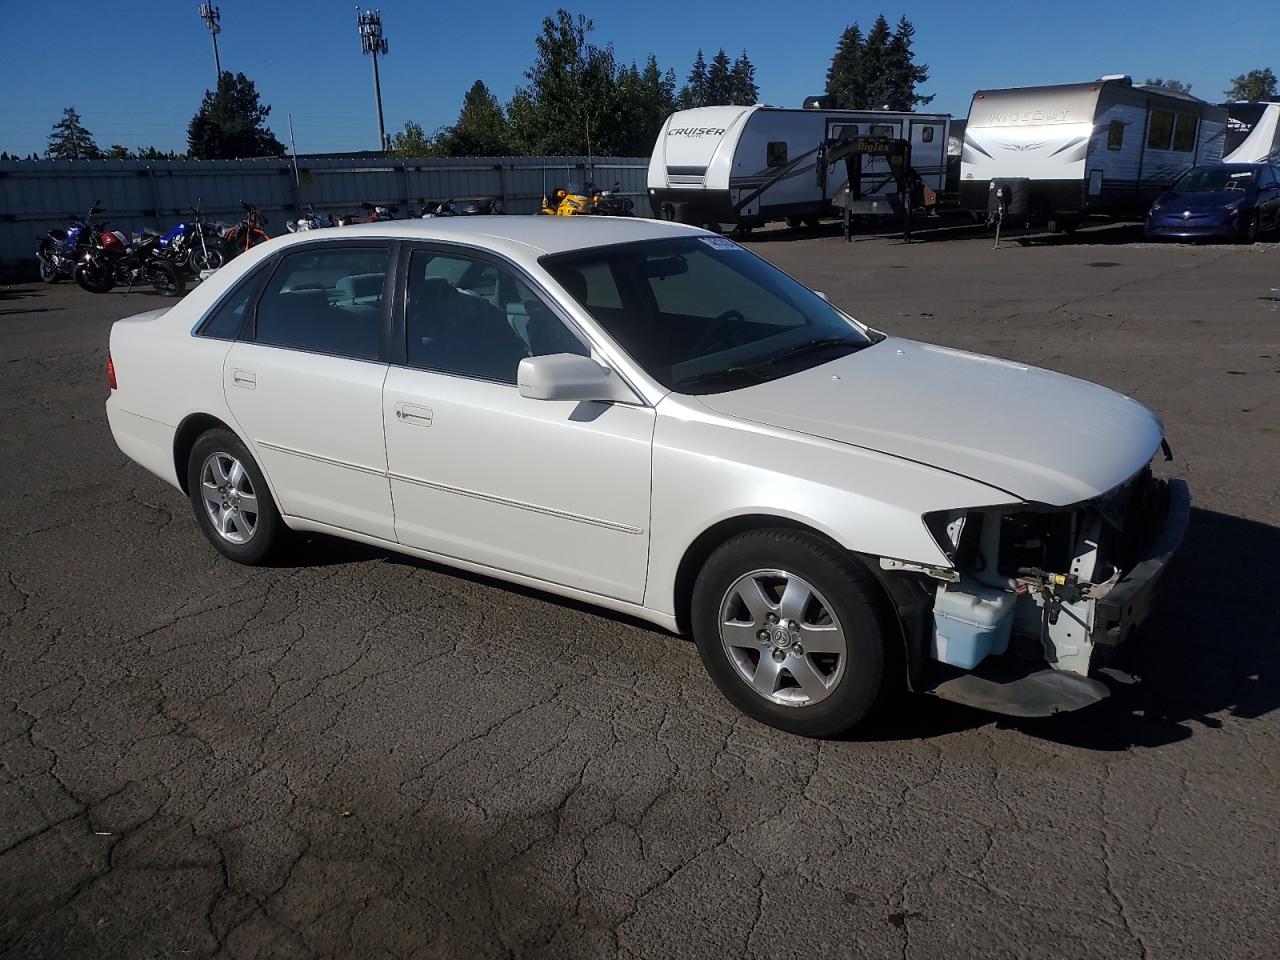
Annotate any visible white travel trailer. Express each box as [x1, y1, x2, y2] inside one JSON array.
[[959, 76, 1228, 225], [1222, 101, 1280, 163], [646, 104, 951, 230]]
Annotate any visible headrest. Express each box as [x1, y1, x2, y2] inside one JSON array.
[[337, 272, 385, 301]]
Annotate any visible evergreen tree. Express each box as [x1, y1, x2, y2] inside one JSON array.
[[886, 16, 932, 110], [705, 49, 734, 105], [859, 15, 894, 110], [1225, 68, 1277, 101], [826, 24, 865, 109], [187, 71, 284, 159], [611, 55, 679, 154], [679, 49, 709, 109], [438, 81, 513, 156], [729, 51, 759, 105], [46, 107, 102, 160]]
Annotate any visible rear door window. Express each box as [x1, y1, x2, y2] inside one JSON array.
[[253, 246, 389, 360]]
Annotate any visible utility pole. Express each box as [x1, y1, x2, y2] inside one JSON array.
[[198, 4, 222, 86], [356, 7, 389, 152]]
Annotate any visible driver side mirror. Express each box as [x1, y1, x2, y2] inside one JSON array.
[[517, 354, 634, 404], [815, 291, 830, 301]]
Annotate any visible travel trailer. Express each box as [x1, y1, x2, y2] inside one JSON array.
[[1222, 101, 1280, 163], [959, 76, 1228, 227], [646, 104, 951, 231]]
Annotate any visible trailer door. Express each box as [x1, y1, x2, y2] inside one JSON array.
[[908, 119, 947, 191]]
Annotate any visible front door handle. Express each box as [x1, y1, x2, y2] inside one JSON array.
[[394, 402, 433, 426], [232, 368, 256, 389]]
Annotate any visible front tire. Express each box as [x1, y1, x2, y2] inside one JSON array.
[[187, 430, 285, 565], [74, 262, 114, 293], [691, 529, 892, 737], [37, 253, 60, 283], [147, 260, 185, 297]]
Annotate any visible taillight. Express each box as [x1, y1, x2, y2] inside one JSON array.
[[107, 353, 117, 390]]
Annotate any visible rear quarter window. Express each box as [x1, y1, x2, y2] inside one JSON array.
[[197, 267, 268, 340]]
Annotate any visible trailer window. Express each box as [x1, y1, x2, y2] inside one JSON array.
[[1172, 114, 1198, 152], [920, 126, 934, 143], [767, 142, 788, 168], [1147, 111, 1174, 150], [1107, 121, 1124, 150]]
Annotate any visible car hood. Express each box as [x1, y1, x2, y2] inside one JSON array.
[[696, 338, 1163, 506], [1159, 190, 1250, 211]]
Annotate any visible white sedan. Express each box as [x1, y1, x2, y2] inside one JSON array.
[[106, 217, 1188, 736]]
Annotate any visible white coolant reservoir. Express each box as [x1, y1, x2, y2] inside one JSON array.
[[931, 580, 1017, 670]]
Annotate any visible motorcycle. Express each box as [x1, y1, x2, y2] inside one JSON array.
[[286, 204, 336, 233], [221, 201, 271, 259], [538, 181, 632, 217], [74, 224, 184, 297], [156, 204, 225, 275], [417, 197, 504, 217], [336, 202, 398, 226], [36, 203, 105, 283]]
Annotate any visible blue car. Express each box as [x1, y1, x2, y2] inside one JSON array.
[[1146, 163, 1280, 242]]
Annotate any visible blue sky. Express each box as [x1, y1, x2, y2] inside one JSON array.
[[1, 0, 1275, 156]]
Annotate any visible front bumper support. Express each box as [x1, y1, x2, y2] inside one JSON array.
[[1091, 478, 1191, 646]]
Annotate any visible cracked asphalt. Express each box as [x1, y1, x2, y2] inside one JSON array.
[[2, 224, 1279, 959]]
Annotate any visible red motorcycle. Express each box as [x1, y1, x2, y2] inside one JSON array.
[[74, 224, 184, 297], [221, 201, 271, 259], [336, 202, 398, 226]]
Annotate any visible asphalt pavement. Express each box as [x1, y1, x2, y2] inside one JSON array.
[[2, 223, 1278, 959]]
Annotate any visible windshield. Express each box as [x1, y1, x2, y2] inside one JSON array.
[[1175, 167, 1256, 192], [542, 236, 876, 394]]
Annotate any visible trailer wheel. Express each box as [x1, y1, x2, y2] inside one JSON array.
[[786, 215, 803, 229]]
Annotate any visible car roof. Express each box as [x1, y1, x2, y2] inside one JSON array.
[[278, 215, 706, 256]]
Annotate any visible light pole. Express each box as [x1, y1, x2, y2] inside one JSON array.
[[356, 8, 389, 152], [198, 4, 222, 86]]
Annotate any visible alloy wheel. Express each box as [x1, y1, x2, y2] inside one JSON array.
[[718, 569, 848, 707], [200, 452, 259, 544]]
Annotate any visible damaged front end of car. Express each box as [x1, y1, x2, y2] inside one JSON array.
[[884, 463, 1191, 718]]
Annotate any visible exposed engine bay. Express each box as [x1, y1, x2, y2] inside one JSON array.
[[898, 463, 1182, 680]]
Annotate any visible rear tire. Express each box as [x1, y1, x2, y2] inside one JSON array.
[[691, 529, 892, 738], [187, 429, 285, 565]]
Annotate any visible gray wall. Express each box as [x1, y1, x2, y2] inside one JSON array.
[[0, 155, 650, 270]]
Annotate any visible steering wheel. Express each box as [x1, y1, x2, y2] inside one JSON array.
[[689, 309, 746, 355]]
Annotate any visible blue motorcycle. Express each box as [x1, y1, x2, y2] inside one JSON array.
[[36, 202, 104, 283], [155, 204, 225, 276]]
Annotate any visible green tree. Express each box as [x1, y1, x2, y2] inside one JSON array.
[[187, 71, 285, 159], [1225, 68, 1277, 101], [729, 51, 759, 105], [46, 107, 102, 160], [106, 144, 181, 160], [679, 49, 709, 109], [386, 121, 441, 158], [611, 55, 678, 154], [437, 81, 513, 156], [826, 24, 866, 109], [705, 49, 734, 105], [506, 10, 618, 156], [886, 16, 932, 110], [858, 15, 895, 110], [1144, 78, 1193, 95]]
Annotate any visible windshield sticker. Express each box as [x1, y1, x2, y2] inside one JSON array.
[[699, 236, 741, 251]]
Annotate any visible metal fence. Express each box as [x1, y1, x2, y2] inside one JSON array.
[[0, 155, 651, 270]]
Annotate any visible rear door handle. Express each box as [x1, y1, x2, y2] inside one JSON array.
[[232, 368, 256, 389], [394, 402, 433, 426]]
